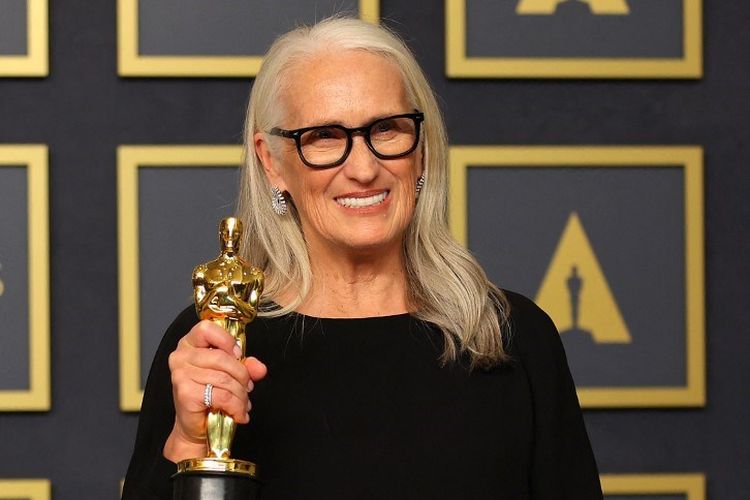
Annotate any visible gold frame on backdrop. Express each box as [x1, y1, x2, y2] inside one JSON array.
[[600, 473, 705, 499], [117, 0, 380, 77], [0, 0, 48, 76], [0, 479, 51, 500], [0, 145, 50, 411], [445, 0, 702, 78], [117, 145, 243, 411], [448, 146, 705, 408]]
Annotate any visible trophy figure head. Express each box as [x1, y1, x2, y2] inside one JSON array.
[[219, 217, 242, 255]]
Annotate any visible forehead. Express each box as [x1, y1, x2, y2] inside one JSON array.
[[279, 49, 411, 127]]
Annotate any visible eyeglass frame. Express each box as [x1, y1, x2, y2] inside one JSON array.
[[268, 111, 425, 169]]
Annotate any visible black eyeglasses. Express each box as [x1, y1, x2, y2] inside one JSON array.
[[269, 111, 424, 169]]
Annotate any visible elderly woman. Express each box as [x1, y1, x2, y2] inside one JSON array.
[[123, 17, 602, 500]]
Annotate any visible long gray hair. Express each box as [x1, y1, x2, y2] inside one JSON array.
[[237, 17, 509, 368]]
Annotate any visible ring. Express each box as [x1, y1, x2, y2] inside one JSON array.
[[203, 383, 213, 408]]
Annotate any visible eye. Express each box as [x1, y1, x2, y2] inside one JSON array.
[[372, 119, 396, 134], [311, 127, 336, 140], [301, 126, 346, 146]]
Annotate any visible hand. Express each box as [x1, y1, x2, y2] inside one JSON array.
[[163, 320, 267, 462]]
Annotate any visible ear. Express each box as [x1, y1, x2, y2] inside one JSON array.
[[254, 132, 288, 192]]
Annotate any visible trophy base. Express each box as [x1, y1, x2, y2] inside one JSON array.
[[173, 458, 260, 500]]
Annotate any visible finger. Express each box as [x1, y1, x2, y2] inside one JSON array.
[[244, 356, 268, 381], [188, 349, 251, 390], [191, 367, 249, 403], [184, 320, 241, 357], [202, 385, 251, 423]]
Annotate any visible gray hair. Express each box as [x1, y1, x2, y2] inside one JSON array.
[[237, 16, 509, 368]]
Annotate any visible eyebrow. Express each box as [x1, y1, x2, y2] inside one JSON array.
[[301, 111, 410, 129]]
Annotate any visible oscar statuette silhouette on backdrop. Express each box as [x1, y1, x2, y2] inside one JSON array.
[[172, 217, 265, 500]]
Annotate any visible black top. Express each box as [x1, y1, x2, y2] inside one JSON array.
[[122, 291, 602, 499]]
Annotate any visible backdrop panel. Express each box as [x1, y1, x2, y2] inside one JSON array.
[[117, 0, 380, 76], [0, 0, 47, 76], [0, 145, 49, 411], [117, 145, 242, 411], [445, 0, 702, 78], [449, 146, 704, 408]]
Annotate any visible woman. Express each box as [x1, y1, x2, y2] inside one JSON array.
[[123, 16, 602, 500]]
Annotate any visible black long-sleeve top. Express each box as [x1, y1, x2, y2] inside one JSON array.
[[122, 291, 602, 499]]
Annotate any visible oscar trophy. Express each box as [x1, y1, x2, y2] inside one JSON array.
[[172, 217, 264, 500]]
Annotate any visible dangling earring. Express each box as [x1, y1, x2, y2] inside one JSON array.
[[415, 174, 425, 196], [271, 186, 288, 216]]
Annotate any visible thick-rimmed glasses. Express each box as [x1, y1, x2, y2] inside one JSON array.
[[269, 111, 424, 169]]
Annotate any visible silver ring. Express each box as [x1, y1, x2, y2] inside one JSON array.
[[203, 383, 213, 408]]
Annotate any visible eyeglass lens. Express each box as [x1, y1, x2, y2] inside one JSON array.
[[299, 115, 419, 167]]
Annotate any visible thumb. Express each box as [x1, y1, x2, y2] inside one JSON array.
[[244, 356, 268, 381]]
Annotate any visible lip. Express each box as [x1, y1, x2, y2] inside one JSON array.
[[334, 189, 390, 211], [335, 189, 389, 199]]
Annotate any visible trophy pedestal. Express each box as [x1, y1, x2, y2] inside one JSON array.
[[173, 458, 260, 500]]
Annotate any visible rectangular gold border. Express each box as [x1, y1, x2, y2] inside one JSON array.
[[601, 473, 705, 499], [449, 146, 705, 408], [0, 145, 50, 411], [0, 479, 51, 500], [0, 0, 49, 76], [445, 0, 702, 78], [118, 145, 243, 411], [117, 0, 380, 77]]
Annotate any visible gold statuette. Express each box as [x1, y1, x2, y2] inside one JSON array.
[[176, 217, 264, 480]]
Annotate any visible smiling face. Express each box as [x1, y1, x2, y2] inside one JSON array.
[[255, 50, 423, 259]]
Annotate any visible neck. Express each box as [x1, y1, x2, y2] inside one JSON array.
[[292, 240, 410, 318]]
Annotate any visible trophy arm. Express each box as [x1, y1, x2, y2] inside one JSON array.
[[233, 297, 258, 321], [213, 290, 257, 321], [241, 271, 264, 308], [234, 272, 264, 319], [193, 265, 210, 309]]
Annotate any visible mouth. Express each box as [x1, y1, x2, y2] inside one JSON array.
[[334, 190, 389, 209]]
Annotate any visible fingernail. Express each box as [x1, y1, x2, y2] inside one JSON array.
[[233, 344, 242, 359], [247, 401, 252, 412], [245, 413, 250, 422]]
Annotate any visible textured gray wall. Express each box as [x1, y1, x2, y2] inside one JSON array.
[[0, 1, 749, 499]]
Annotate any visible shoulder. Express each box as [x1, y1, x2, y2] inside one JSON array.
[[500, 289, 564, 363]]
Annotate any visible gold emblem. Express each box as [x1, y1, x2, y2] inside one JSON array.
[[535, 212, 631, 343], [516, 0, 630, 15]]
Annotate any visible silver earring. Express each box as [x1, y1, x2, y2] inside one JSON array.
[[271, 186, 288, 216], [415, 174, 425, 196]]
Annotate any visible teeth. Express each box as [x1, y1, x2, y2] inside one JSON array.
[[336, 192, 388, 208]]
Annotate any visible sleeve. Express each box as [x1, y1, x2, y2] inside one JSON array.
[[506, 291, 603, 500], [121, 306, 197, 500]]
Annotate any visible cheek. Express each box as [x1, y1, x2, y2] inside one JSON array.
[[390, 167, 420, 226], [287, 174, 335, 230]]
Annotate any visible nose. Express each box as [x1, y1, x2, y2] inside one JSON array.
[[341, 135, 380, 184]]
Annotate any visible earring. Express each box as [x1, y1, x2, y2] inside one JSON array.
[[415, 174, 425, 196], [271, 186, 288, 216]]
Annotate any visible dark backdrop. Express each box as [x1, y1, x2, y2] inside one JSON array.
[[0, 1, 748, 498]]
